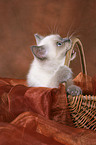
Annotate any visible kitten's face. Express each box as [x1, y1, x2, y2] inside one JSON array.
[[31, 34, 72, 64]]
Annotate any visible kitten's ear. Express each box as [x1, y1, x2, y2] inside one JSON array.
[[30, 45, 47, 60], [34, 33, 44, 44]]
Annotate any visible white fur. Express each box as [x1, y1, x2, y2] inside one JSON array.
[[27, 34, 72, 88]]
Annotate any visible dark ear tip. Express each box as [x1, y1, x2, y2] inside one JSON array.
[[34, 33, 39, 38], [34, 34, 44, 40]]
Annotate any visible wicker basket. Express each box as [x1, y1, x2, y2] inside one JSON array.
[[64, 38, 96, 131]]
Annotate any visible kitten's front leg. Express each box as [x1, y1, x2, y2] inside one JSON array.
[[55, 66, 82, 96], [48, 65, 72, 88], [49, 65, 82, 96], [56, 66, 73, 84]]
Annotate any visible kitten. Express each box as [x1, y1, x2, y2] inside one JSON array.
[[27, 34, 82, 96]]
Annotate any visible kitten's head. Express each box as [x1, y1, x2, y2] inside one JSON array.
[[30, 34, 72, 64]]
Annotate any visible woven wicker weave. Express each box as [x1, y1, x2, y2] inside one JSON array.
[[67, 95, 96, 131], [65, 38, 96, 131]]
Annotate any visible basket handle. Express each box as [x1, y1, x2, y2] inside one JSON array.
[[64, 38, 87, 75]]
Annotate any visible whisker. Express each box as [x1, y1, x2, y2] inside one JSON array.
[[67, 22, 74, 38], [69, 29, 80, 39], [53, 20, 58, 34], [75, 34, 81, 38], [51, 25, 54, 34], [55, 24, 59, 34], [52, 19, 60, 34], [50, 25, 54, 34], [46, 24, 52, 33], [69, 31, 77, 39]]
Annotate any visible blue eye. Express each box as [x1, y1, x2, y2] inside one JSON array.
[[56, 42, 62, 46]]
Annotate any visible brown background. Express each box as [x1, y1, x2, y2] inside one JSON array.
[[0, 0, 96, 79]]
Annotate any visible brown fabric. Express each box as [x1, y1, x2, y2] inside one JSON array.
[[0, 73, 96, 144], [92, 75, 96, 95], [50, 84, 74, 126], [0, 78, 27, 86], [0, 112, 96, 145], [0, 122, 62, 145], [0, 78, 73, 126], [73, 72, 96, 95]]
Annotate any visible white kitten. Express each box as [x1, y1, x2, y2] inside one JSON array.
[[27, 34, 82, 96]]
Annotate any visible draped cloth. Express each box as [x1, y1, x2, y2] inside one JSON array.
[[0, 72, 96, 145]]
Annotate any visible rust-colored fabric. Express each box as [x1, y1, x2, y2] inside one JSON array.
[[0, 78, 73, 126], [0, 112, 96, 145], [0, 73, 96, 145], [73, 72, 96, 95], [0, 122, 62, 145], [92, 75, 96, 95]]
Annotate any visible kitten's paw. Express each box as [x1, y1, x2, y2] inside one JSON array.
[[67, 85, 82, 96]]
